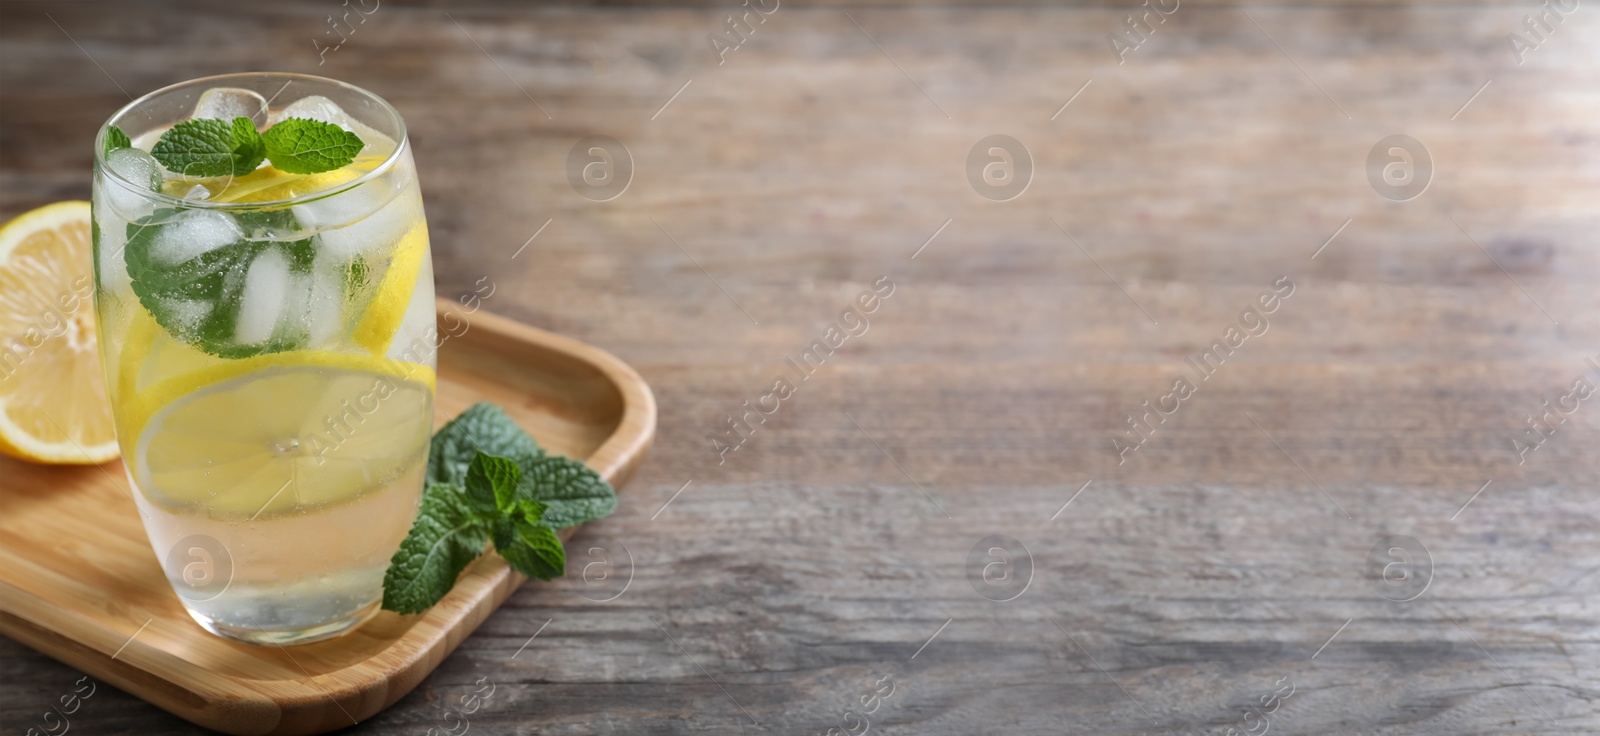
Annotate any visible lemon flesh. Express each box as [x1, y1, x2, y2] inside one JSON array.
[[0, 201, 118, 464], [135, 363, 433, 518]]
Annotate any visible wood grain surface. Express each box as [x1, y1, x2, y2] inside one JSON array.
[[3, 1, 1598, 734]]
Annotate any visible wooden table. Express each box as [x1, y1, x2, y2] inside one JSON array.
[[3, 1, 1597, 733]]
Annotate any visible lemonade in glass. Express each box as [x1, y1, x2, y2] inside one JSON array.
[[92, 73, 436, 645]]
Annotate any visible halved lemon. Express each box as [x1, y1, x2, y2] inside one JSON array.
[[133, 358, 435, 517], [0, 201, 118, 464]]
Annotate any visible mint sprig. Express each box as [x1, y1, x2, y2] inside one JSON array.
[[230, 117, 267, 174], [427, 403, 617, 527], [149, 116, 361, 178], [381, 403, 615, 614]]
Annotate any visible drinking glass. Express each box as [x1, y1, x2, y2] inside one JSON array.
[[92, 73, 436, 645]]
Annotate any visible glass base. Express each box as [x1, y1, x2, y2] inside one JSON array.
[[185, 599, 381, 647]]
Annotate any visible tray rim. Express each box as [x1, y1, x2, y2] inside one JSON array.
[[0, 299, 657, 734]]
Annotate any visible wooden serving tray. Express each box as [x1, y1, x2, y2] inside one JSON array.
[[0, 300, 656, 735]]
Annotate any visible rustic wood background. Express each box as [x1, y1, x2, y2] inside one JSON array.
[[3, 0, 1598, 733]]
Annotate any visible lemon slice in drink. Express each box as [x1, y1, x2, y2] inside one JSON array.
[[134, 359, 434, 517], [117, 306, 224, 401], [208, 166, 362, 205], [352, 221, 427, 355], [0, 201, 118, 464], [179, 155, 387, 205]]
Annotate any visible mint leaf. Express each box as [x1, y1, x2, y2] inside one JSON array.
[[150, 117, 267, 178], [262, 117, 364, 174], [124, 208, 318, 358], [345, 256, 371, 291], [230, 117, 266, 175], [464, 453, 522, 518], [104, 125, 132, 157], [427, 403, 616, 528], [151, 119, 239, 178], [492, 517, 565, 580], [428, 403, 545, 487], [517, 453, 616, 528], [517, 498, 547, 524], [382, 483, 490, 614]]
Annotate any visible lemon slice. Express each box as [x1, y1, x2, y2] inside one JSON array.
[[117, 305, 224, 402], [351, 221, 427, 355], [209, 165, 362, 204], [174, 154, 386, 205], [134, 361, 434, 517], [119, 346, 434, 452], [0, 201, 118, 464]]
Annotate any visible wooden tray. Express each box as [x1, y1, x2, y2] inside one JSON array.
[[0, 300, 656, 735]]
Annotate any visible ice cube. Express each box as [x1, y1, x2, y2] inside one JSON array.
[[293, 183, 416, 260], [234, 246, 291, 346], [275, 95, 347, 127], [193, 87, 269, 128], [162, 299, 214, 333], [106, 148, 162, 189], [103, 148, 163, 220], [183, 184, 213, 201], [96, 219, 128, 284], [275, 269, 322, 345], [304, 268, 346, 345], [273, 95, 395, 159], [147, 210, 243, 266], [131, 128, 163, 153], [93, 187, 130, 288]]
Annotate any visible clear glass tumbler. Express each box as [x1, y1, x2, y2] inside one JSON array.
[[92, 73, 437, 645]]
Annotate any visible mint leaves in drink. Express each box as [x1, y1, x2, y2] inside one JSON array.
[[104, 125, 132, 157], [230, 118, 268, 174], [151, 118, 264, 177], [122, 208, 319, 358], [122, 115, 368, 358], [261, 118, 365, 174], [381, 403, 617, 614], [150, 116, 361, 177]]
